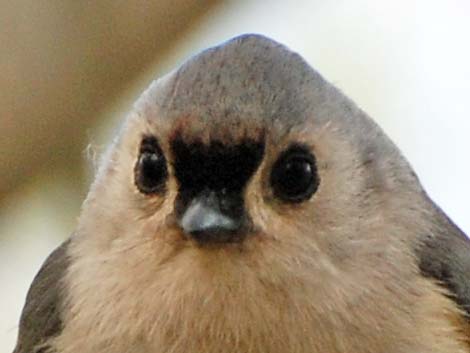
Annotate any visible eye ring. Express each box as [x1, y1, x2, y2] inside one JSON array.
[[134, 136, 168, 195], [270, 145, 319, 203]]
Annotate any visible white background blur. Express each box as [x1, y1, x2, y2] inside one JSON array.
[[1, 0, 469, 351]]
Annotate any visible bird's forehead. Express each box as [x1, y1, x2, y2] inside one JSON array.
[[136, 34, 328, 144]]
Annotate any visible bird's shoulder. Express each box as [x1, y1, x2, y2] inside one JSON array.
[[13, 239, 70, 353], [417, 204, 470, 319]]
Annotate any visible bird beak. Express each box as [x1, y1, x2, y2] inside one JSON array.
[[179, 191, 243, 243]]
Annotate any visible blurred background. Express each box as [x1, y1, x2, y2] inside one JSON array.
[[1, 0, 470, 350]]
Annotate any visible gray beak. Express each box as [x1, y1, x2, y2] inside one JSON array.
[[179, 192, 242, 242]]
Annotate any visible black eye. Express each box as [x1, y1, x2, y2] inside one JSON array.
[[134, 137, 168, 194], [270, 145, 319, 203]]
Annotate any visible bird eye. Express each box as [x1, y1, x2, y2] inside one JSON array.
[[134, 137, 168, 194], [270, 146, 319, 203]]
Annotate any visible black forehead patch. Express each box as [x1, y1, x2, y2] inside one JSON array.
[[171, 135, 265, 194]]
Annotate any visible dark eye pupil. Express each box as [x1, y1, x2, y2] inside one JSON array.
[[135, 137, 167, 194], [271, 147, 319, 203], [280, 158, 313, 192]]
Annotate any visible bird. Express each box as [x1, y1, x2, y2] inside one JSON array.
[[13, 34, 470, 353]]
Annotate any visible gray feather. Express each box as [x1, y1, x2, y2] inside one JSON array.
[[417, 202, 470, 318], [13, 240, 70, 353]]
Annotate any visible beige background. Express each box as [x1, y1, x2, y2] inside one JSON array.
[[1, 0, 470, 351]]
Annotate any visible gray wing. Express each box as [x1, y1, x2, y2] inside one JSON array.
[[13, 239, 70, 353], [416, 203, 470, 318]]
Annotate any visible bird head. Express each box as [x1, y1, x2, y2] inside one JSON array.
[[62, 35, 431, 352]]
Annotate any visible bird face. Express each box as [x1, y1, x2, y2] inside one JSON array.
[[132, 119, 323, 245], [77, 34, 421, 289], [63, 34, 434, 353]]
